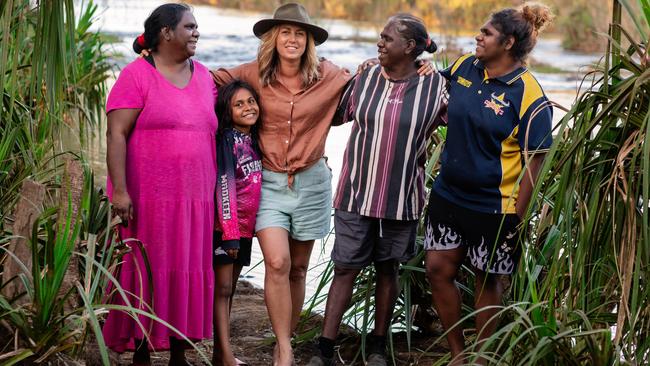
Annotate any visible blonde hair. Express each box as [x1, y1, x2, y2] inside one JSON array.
[[257, 25, 320, 87]]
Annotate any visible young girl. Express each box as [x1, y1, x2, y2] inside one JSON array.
[[213, 80, 263, 366]]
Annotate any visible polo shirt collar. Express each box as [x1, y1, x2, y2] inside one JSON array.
[[472, 57, 527, 85]]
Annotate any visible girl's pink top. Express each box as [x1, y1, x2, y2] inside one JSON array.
[[214, 128, 262, 250]]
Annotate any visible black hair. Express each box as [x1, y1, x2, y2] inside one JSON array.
[[489, 3, 553, 63], [133, 3, 192, 53], [216, 80, 261, 151], [388, 13, 437, 58]]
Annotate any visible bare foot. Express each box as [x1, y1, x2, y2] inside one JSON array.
[[272, 344, 294, 366]]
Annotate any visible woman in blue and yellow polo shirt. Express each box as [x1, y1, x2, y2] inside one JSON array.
[[423, 3, 554, 364]]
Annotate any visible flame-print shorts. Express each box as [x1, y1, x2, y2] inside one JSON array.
[[423, 191, 522, 275]]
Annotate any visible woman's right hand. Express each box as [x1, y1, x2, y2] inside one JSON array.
[[357, 58, 380, 74], [226, 248, 239, 259], [112, 190, 134, 224]]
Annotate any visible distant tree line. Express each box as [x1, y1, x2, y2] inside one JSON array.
[[190, 0, 635, 52]]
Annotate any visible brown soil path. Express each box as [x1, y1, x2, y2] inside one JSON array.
[[111, 281, 446, 365]]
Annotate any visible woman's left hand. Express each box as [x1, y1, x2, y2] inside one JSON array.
[[416, 59, 435, 76]]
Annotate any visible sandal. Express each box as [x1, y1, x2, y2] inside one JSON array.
[[235, 357, 249, 366]]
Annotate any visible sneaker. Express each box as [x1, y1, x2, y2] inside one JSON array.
[[366, 353, 387, 366], [306, 355, 335, 366]]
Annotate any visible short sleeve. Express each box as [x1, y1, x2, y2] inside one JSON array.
[[439, 53, 473, 80], [106, 66, 144, 114], [518, 95, 553, 152], [332, 75, 358, 126], [439, 65, 452, 80]]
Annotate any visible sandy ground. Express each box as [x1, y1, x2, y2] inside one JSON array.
[[103, 281, 447, 366]]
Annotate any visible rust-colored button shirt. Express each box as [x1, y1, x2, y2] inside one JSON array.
[[211, 60, 352, 178]]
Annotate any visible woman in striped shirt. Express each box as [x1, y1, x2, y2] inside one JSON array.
[[308, 14, 447, 366]]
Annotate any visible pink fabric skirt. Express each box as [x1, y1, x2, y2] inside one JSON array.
[[103, 130, 216, 352]]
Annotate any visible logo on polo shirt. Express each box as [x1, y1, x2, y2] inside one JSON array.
[[457, 76, 472, 88], [484, 92, 510, 116], [387, 98, 403, 105]]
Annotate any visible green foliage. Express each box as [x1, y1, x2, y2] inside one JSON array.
[[300, 1, 649, 365], [0, 0, 111, 224], [0, 181, 114, 365]]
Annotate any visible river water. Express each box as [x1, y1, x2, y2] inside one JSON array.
[[85, 0, 599, 301]]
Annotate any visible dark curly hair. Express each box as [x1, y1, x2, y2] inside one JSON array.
[[133, 3, 192, 53], [388, 13, 438, 58], [215, 80, 261, 152], [489, 2, 554, 63]]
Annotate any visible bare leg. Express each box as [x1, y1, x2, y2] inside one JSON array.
[[372, 260, 400, 337], [474, 269, 504, 366], [258, 228, 294, 366], [288, 238, 315, 333], [213, 263, 237, 366], [321, 265, 362, 339], [229, 264, 244, 312], [425, 248, 467, 365]]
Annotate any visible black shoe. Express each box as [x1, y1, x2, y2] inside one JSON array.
[[366, 353, 387, 366], [306, 354, 335, 366]]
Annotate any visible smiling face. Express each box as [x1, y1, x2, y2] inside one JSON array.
[[165, 11, 199, 57], [475, 21, 511, 63], [230, 88, 259, 134], [377, 21, 413, 68], [275, 24, 307, 62]]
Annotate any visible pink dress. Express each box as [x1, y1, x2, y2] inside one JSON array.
[[102, 58, 217, 351]]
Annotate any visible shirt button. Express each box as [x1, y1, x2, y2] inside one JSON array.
[[485, 80, 490, 84], [288, 120, 291, 124], [290, 101, 294, 105], [478, 90, 482, 94], [285, 140, 289, 144]]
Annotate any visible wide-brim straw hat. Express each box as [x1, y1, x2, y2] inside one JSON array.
[[253, 3, 328, 45]]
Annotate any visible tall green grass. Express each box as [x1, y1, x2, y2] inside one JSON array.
[[300, 1, 650, 364], [0, 0, 109, 224], [0, 1, 211, 364]]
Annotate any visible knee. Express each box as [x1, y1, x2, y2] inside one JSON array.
[[374, 260, 399, 276], [265, 256, 291, 276], [333, 265, 361, 280], [426, 259, 456, 289], [289, 262, 309, 282], [215, 281, 233, 299]]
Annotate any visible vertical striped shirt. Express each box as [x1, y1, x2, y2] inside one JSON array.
[[333, 65, 446, 220]]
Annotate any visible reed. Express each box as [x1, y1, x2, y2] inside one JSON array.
[[300, 1, 649, 364], [0, 2, 212, 365]]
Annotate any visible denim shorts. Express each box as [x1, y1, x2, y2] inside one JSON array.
[[255, 158, 333, 241]]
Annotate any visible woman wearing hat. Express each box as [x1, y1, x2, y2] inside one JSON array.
[[211, 3, 350, 365]]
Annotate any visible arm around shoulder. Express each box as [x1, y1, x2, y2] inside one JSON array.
[[211, 61, 258, 88]]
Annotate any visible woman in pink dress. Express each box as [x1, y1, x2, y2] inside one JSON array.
[[103, 4, 217, 365]]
